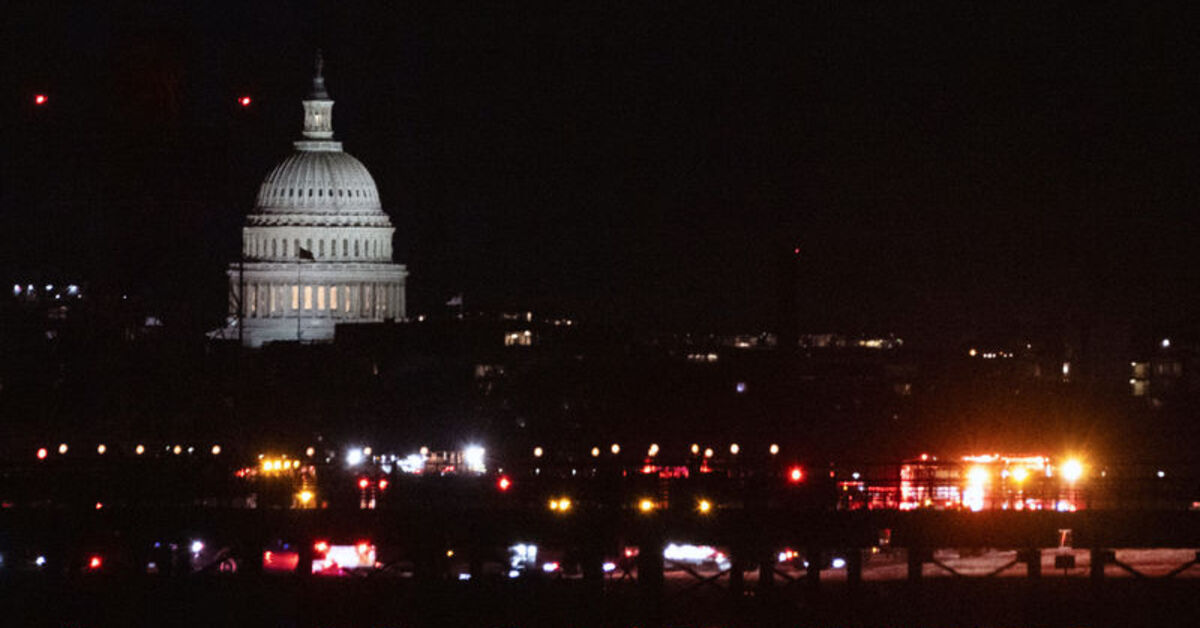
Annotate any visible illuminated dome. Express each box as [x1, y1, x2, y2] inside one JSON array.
[[252, 151, 387, 222], [214, 52, 408, 348]]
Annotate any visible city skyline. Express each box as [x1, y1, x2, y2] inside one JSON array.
[[3, 4, 1199, 338]]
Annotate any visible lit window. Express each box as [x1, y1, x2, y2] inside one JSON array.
[[304, 286, 313, 310], [292, 286, 299, 310], [317, 286, 325, 310], [331, 287, 338, 310]]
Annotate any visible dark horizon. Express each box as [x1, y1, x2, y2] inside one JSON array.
[[3, 3, 1199, 338]]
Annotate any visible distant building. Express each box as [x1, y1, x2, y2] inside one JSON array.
[[217, 54, 407, 347]]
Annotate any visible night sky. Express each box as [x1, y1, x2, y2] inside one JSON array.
[[3, 2, 1199, 340]]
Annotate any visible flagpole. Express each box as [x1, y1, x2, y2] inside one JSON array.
[[296, 260, 302, 341]]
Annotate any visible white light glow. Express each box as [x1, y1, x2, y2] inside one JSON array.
[[399, 453, 426, 474], [831, 557, 846, 569], [346, 448, 364, 466], [663, 543, 718, 562], [1061, 459, 1084, 483], [602, 561, 617, 573], [464, 445, 486, 473], [190, 541, 204, 554]]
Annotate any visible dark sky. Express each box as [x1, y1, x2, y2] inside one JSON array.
[[3, 2, 1199, 339]]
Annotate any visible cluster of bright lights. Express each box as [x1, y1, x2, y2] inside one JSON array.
[[261, 458, 302, 473], [547, 497, 572, 512]]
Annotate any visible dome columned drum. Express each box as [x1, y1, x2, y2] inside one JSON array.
[[220, 56, 407, 347]]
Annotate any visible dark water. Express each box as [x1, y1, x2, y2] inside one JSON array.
[[4, 576, 1200, 627]]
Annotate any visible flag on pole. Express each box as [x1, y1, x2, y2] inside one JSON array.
[[298, 247, 315, 261], [446, 293, 463, 307]]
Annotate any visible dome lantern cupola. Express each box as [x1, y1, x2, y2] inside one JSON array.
[[300, 50, 336, 146]]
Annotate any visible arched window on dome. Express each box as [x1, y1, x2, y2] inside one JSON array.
[[318, 189, 323, 197], [308, 189, 313, 197], [343, 239, 348, 257], [289, 189, 294, 197], [306, 238, 312, 255], [319, 240, 324, 258], [294, 239, 300, 257], [338, 190, 343, 197], [329, 189, 334, 197], [354, 240, 360, 257], [272, 239, 278, 258]]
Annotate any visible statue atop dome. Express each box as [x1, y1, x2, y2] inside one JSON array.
[[308, 49, 330, 101]]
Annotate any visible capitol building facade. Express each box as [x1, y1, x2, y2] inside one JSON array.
[[223, 58, 407, 347]]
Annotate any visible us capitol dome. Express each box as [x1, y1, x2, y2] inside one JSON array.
[[218, 54, 407, 347]]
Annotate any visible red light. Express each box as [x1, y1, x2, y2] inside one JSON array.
[[313, 541, 329, 555], [238, 96, 252, 107], [36, 448, 47, 460], [788, 466, 805, 483], [34, 94, 47, 105], [88, 555, 102, 570], [793, 247, 800, 255], [357, 478, 370, 490], [377, 478, 389, 490], [497, 476, 512, 491], [94, 502, 103, 510]]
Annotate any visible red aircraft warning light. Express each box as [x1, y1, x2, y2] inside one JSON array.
[[497, 475, 512, 492], [34, 94, 47, 106], [377, 478, 389, 490], [788, 466, 805, 484], [88, 555, 103, 570], [357, 477, 370, 490], [238, 95, 252, 107]]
